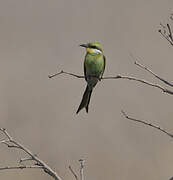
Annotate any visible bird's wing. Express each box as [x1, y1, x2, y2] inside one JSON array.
[[100, 55, 106, 79], [84, 62, 87, 81]]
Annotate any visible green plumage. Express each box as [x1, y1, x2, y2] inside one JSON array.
[[76, 42, 106, 114]]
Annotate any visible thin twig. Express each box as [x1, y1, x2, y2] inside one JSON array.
[[167, 24, 173, 42], [134, 61, 173, 87], [158, 28, 173, 46], [0, 128, 62, 180], [121, 110, 173, 138], [48, 70, 173, 95], [79, 159, 85, 180], [19, 157, 34, 163], [1, 141, 20, 149], [0, 165, 42, 171], [48, 70, 84, 79], [69, 166, 79, 180]]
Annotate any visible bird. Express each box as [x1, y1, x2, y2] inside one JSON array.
[[76, 42, 106, 114]]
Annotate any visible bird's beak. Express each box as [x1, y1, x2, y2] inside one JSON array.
[[79, 44, 88, 48]]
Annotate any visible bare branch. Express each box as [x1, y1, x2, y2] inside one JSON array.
[[69, 160, 85, 180], [0, 128, 62, 180], [134, 61, 173, 87], [19, 157, 34, 163], [0, 165, 42, 171], [1, 141, 20, 149], [121, 110, 173, 138], [69, 166, 79, 180], [158, 28, 173, 45], [167, 24, 173, 42], [159, 22, 173, 46], [48, 70, 173, 95], [0, 128, 12, 140], [79, 159, 85, 180], [48, 70, 84, 79]]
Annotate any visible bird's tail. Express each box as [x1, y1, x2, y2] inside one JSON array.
[[76, 85, 93, 114]]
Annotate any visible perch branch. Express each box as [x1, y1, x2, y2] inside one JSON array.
[[0, 128, 62, 180], [121, 110, 173, 138], [48, 70, 173, 95], [48, 70, 84, 79]]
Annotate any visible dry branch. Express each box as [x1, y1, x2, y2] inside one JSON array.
[[159, 22, 173, 46], [0, 165, 42, 171], [79, 159, 85, 180], [48, 70, 173, 95], [121, 111, 173, 138], [69, 165, 79, 180], [167, 23, 173, 42], [0, 128, 62, 180], [134, 61, 173, 87], [69, 159, 85, 180], [129, 53, 173, 87]]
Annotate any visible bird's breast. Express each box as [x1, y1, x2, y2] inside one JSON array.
[[85, 54, 104, 76]]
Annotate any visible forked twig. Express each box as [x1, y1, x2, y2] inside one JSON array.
[[134, 61, 173, 87], [0, 165, 42, 170], [69, 159, 85, 180], [48, 70, 84, 79], [159, 22, 173, 46], [79, 159, 85, 180], [0, 128, 62, 180]]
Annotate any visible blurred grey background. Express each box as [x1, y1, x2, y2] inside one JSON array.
[[0, 0, 173, 179]]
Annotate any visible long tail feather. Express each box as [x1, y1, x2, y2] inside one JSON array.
[[85, 89, 92, 113], [76, 85, 92, 114]]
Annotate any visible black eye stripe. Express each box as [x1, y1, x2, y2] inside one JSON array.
[[91, 45, 97, 49], [90, 45, 101, 50]]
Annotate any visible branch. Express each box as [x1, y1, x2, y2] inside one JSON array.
[[121, 111, 173, 138], [69, 159, 85, 180], [79, 159, 85, 180], [134, 60, 173, 87], [0, 128, 62, 180], [69, 166, 79, 180], [48, 70, 173, 95], [48, 70, 84, 79], [159, 23, 173, 46], [0, 165, 42, 171], [167, 24, 173, 42], [19, 156, 35, 163]]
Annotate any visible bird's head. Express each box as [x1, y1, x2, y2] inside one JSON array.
[[80, 42, 103, 54]]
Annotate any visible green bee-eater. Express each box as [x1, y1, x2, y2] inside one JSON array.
[[76, 42, 106, 114]]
